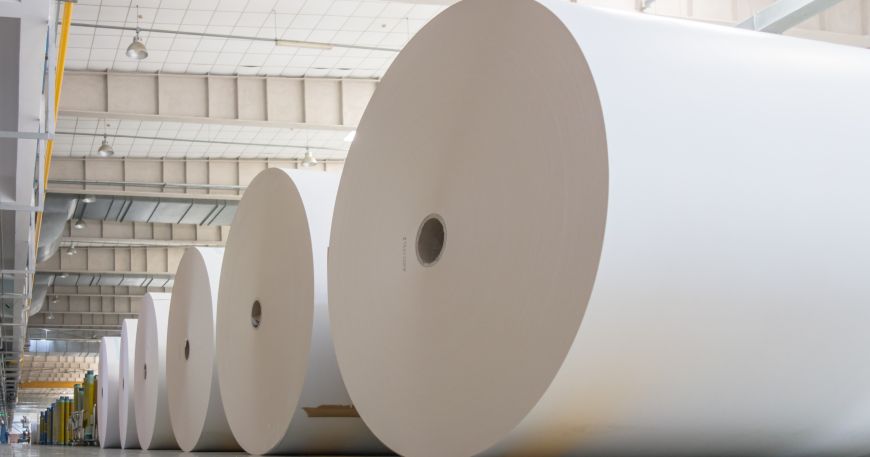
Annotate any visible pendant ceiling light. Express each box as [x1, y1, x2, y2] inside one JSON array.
[[126, 6, 148, 60], [97, 122, 115, 157], [301, 148, 319, 167], [97, 134, 114, 157]]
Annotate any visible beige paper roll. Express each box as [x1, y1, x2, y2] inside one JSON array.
[[133, 292, 177, 450], [98, 336, 121, 448], [167, 247, 240, 451], [118, 319, 139, 449], [328, 1, 870, 456], [216, 168, 388, 455]]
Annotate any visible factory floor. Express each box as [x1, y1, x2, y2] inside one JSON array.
[[0, 445, 387, 457]]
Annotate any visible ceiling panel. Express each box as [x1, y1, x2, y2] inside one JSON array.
[[65, 0, 447, 78]]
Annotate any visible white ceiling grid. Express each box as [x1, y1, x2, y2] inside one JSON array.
[[66, 0, 446, 78]]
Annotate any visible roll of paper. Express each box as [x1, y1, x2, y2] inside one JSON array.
[[328, 1, 870, 456], [134, 292, 177, 450], [216, 168, 388, 455], [167, 247, 240, 451], [98, 336, 121, 448], [118, 319, 139, 449]]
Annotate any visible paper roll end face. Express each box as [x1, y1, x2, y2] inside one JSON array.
[[330, 0, 607, 455], [168, 247, 228, 451], [216, 169, 319, 453]]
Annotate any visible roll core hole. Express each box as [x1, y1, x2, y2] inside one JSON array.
[[184, 339, 190, 360], [143, 363, 147, 380], [251, 300, 262, 329], [416, 214, 446, 266]]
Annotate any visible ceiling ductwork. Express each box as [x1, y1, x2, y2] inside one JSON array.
[[27, 273, 53, 317], [72, 194, 237, 226], [36, 195, 76, 263]]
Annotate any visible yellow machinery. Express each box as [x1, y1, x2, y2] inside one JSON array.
[[38, 370, 100, 445]]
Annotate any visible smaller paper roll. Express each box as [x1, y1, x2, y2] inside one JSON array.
[[134, 292, 178, 449], [216, 168, 388, 455], [167, 247, 240, 451], [119, 319, 139, 449], [98, 336, 121, 448]]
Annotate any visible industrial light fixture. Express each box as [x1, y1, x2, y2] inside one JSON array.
[[58, 272, 69, 279], [271, 10, 332, 51], [81, 195, 97, 204], [97, 122, 115, 157], [274, 39, 332, 50], [73, 219, 87, 230], [301, 149, 318, 168], [66, 245, 77, 256], [50, 296, 57, 305], [47, 312, 54, 320], [126, 6, 148, 60], [97, 134, 114, 157], [344, 130, 356, 143], [126, 31, 148, 59]]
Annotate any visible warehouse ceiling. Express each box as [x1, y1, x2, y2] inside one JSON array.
[[7, 0, 870, 416]]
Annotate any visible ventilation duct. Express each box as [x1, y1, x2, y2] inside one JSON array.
[[36, 195, 76, 262]]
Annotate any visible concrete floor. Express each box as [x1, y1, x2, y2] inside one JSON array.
[[0, 445, 245, 457], [0, 444, 390, 457]]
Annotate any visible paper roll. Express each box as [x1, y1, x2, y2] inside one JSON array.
[[119, 319, 139, 449], [134, 292, 178, 450], [98, 336, 121, 448], [328, 1, 870, 456], [216, 168, 388, 455], [167, 247, 240, 451]]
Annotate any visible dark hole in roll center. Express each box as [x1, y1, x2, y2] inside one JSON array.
[[416, 214, 445, 266], [251, 300, 262, 329]]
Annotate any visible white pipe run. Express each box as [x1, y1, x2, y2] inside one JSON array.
[[327, 1, 870, 456]]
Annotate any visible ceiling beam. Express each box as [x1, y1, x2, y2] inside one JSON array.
[[19, 381, 78, 389], [736, 0, 846, 33], [60, 71, 376, 131]]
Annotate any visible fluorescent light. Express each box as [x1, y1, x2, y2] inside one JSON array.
[[344, 130, 356, 143], [275, 39, 332, 50]]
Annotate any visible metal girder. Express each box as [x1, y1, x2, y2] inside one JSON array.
[[47, 157, 343, 199], [38, 293, 139, 318], [19, 381, 78, 389], [61, 218, 228, 248], [39, 245, 184, 276], [60, 71, 377, 130], [736, 0, 846, 33]]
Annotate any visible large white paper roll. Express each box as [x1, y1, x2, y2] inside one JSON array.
[[133, 292, 177, 450], [118, 319, 139, 449], [167, 247, 240, 451], [328, 1, 870, 456], [216, 168, 388, 455], [98, 336, 121, 448]]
